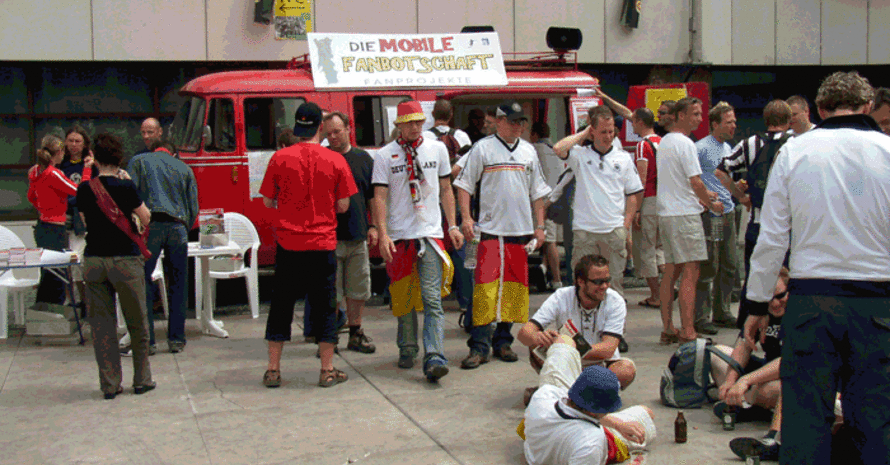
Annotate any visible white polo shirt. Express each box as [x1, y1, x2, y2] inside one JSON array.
[[372, 138, 451, 241], [565, 144, 643, 233], [656, 132, 704, 217], [531, 287, 627, 361], [453, 135, 551, 236], [747, 116, 890, 302], [524, 384, 608, 465]]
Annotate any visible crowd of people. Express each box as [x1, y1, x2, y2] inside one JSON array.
[[25, 70, 890, 464]]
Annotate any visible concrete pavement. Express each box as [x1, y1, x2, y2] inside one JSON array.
[[0, 283, 766, 464]]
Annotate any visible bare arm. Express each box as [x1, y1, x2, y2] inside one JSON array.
[[725, 358, 781, 407], [635, 159, 648, 188], [133, 203, 151, 228], [531, 197, 546, 249], [595, 87, 632, 119], [336, 197, 350, 214], [600, 414, 647, 445], [624, 192, 642, 231], [582, 335, 621, 362], [719, 337, 755, 399], [458, 188, 474, 240], [439, 177, 464, 249], [371, 185, 396, 262], [517, 321, 560, 349], [553, 126, 591, 160], [715, 169, 751, 208], [690, 175, 722, 213]]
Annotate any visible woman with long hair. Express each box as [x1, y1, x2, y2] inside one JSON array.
[[27, 134, 93, 308], [59, 125, 96, 308]]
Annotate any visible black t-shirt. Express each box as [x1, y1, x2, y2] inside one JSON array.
[[761, 313, 783, 362], [76, 177, 144, 257], [335, 147, 374, 241]]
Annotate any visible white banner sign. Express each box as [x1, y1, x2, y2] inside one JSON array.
[[307, 32, 508, 89]]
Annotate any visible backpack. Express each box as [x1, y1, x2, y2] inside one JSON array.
[[745, 131, 792, 209], [660, 338, 743, 408], [429, 127, 467, 166], [545, 168, 575, 225]]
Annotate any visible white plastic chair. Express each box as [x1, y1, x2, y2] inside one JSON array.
[[0, 226, 40, 339], [195, 212, 260, 320]]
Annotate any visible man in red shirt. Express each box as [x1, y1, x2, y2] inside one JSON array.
[[631, 107, 663, 309], [259, 101, 357, 388]]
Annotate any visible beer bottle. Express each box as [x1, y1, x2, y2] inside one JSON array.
[[675, 411, 687, 443]]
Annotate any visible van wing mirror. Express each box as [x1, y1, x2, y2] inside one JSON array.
[[202, 125, 212, 148]]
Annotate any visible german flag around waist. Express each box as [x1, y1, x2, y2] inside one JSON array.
[[472, 237, 529, 326], [385, 238, 453, 318]]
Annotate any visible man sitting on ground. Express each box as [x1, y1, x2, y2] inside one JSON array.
[[522, 334, 655, 465], [518, 254, 637, 402]]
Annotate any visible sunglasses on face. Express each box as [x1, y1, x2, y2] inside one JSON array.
[[583, 277, 610, 286], [772, 290, 789, 301]]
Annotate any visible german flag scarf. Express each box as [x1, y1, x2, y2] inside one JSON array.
[[385, 238, 453, 317], [472, 236, 530, 326]]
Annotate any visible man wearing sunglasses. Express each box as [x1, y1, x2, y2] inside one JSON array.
[[517, 254, 636, 395], [554, 105, 644, 299]]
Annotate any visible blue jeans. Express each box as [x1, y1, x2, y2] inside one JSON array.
[[448, 244, 473, 310], [466, 299, 514, 355], [396, 246, 447, 367], [33, 221, 69, 305], [144, 221, 189, 346]]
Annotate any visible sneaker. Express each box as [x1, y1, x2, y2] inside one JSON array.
[[347, 329, 376, 354], [424, 361, 449, 382], [168, 340, 186, 353], [121, 344, 157, 357], [460, 351, 491, 369], [729, 436, 780, 461], [618, 337, 629, 353], [397, 355, 415, 369], [713, 316, 738, 328], [695, 322, 719, 335], [494, 345, 519, 362], [133, 381, 157, 395]]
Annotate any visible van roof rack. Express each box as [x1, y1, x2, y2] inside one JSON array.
[[503, 51, 578, 71], [286, 54, 312, 70]]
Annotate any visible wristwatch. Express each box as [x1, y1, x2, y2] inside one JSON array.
[[535, 224, 546, 231]]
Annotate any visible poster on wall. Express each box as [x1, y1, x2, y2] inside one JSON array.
[[274, 0, 313, 40], [569, 97, 602, 133], [306, 32, 508, 89]]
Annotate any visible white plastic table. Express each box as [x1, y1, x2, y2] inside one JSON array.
[[188, 241, 241, 338]]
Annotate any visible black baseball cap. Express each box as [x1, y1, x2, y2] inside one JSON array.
[[293, 102, 323, 138], [496, 101, 528, 122]]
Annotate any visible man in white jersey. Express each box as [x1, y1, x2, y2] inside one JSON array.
[[746, 71, 890, 464], [553, 105, 644, 298], [454, 100, 551, 369], [655, 97, 723, 345], [371, 100, 464, 382]]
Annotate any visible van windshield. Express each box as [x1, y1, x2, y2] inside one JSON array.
[[170, 97, 206, 152]]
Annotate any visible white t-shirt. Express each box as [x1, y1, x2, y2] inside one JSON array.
[[423, 125, 472, 151], [531, 287, 626, 361], [372, 139, 451, 241], [453, 135, 552, 236], [656, 132, 704, 217], [524, 385, 608, 465], [566, 144, 643, 233]]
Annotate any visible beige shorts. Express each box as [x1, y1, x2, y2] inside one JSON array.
[[335, 239, 371, 302], [68, 232, 86, 281], [639, 197, 664, 278], [544, 219, 563, 244], [571, 227, 627, 296], [658, 214, 707, 264]]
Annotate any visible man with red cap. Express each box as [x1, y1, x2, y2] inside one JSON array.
[[371, 99, 463, 382]]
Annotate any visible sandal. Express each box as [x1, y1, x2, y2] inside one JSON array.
[[263, 370, 281, 388], [319, 368, 348, 388], [659, 330, 679, 345], [638, 298, 660, 308]]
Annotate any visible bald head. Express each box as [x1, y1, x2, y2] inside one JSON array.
[[141, 118, 163, 149]]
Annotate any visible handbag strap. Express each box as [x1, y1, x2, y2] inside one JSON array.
[[89, 177, 151, 260]]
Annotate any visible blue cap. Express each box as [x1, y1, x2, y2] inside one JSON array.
[[568, 365, 622, 414]]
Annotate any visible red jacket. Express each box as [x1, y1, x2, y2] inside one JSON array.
[[27, 165, 89, 224]]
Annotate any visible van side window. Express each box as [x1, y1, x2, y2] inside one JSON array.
[[353, 95, 410, 147], [206, 98, 236, 152], [245, 97, 306, 150]]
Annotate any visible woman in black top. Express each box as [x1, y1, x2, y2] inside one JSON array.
[[75, 133, 155, 400]]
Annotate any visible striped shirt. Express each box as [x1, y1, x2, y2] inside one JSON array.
[[718, 131, 793, 223]]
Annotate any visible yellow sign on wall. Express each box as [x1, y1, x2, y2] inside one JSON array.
[[645, 88, 687, 122], [274, 0, 313, 40]]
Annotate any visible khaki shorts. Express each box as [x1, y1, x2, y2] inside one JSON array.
[[571, 228, 627, 296], [68, 232, 86, 281], [639, 197, 664, 278], [544, 219, 563, 244], [335, 239, 371, 302], [658, 214, 707, 264]]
